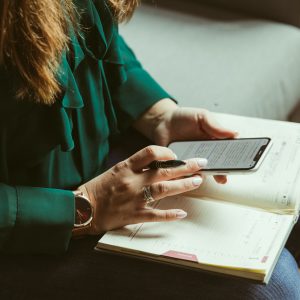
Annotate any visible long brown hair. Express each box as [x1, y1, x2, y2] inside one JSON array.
[[0, 0, 139, 105]]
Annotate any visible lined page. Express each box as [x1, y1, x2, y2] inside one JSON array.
[[187, 113, 300, 212], [99, 196, 294, 271]]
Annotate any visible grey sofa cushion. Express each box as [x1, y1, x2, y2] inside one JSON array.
[[121, 4, 300, 121]]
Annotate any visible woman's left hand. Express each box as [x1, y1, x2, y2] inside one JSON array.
[[153, 106, 237, 146], [134, 99, 238, 184]]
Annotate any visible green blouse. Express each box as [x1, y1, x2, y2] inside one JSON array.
[[0, 0, 170, 254]]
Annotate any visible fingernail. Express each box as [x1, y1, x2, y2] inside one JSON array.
[[176, 210, 187, 219], [192, 176, 203, 186], [173, 153, 178, 159], [197, 158, 208, 168]]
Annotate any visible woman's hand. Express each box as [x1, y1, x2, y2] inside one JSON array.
[[133, 99, 237, 146], [79, 145, 207, 235], [134, 99, 238, 184], [151, 101, 237, 146]]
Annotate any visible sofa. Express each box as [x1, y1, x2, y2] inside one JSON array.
[[120, 0, 300, 122]]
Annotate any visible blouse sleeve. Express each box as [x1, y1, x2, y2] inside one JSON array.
[[111, 35, 173, 129], [0, 183, 74, 254]]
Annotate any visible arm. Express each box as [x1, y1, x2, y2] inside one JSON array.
[[111, 35, 174, 131], [112, 35, 236, 147], [0, 183, 74, 254]]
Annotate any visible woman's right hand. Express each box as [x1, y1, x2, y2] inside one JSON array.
[[79, 145, 208, 235]]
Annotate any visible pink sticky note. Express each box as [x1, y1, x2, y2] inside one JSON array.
[[163, 250, 198, 262]]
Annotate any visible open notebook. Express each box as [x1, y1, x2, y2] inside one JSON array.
[[96, 113, 300, 283]]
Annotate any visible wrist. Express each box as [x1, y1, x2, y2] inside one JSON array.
[[133, 98, 178, 144], [152, 101, 178, 146]]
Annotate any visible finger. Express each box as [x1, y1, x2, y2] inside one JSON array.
[[127, 145, 177, 172], [213, 175, 227, 184], [200, 111, 238, 139], [150, 175, 203, 200], [144, 158, 207, 183], [135, 208, 188, 223]]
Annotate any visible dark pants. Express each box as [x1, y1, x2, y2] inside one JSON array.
[[1, 130, 300, 300]]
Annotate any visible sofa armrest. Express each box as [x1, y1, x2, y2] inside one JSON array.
[[199, 0, 300, 27], [144, 0, 300, 27]]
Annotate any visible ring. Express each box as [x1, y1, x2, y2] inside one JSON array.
[[143, 186, 155, 205]]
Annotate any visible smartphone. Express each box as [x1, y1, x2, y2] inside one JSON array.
[[168, 137, 272, 174]]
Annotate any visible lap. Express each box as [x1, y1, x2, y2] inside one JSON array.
[[0, 238, 299, 300], [286, 216, 300, 264]]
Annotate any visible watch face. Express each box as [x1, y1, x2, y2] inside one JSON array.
[[75, 196, 93, 226]]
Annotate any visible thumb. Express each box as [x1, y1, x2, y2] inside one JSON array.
[[201, 112, 238, 139]]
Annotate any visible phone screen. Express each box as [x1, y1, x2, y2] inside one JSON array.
[[169, 138, 271, 170]]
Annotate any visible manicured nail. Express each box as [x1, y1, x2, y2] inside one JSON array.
[[176, 210, 187, 219], [192, 176, 203, 186], [197, 158, 208, 168]]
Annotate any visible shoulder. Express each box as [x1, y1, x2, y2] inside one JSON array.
[[0, 66, 50, 128]]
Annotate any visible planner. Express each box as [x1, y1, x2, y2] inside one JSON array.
[[96, 113, 300, 283]]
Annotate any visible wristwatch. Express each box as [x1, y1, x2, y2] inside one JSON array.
[[72, 190, 93, 237]]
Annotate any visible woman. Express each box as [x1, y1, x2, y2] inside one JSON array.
[[0, 0, 299, 299]]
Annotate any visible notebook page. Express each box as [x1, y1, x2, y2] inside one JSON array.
[[187, 113, 300, 212], [99, 196, 294, 271]]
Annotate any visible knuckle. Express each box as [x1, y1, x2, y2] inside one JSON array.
[[166, 210, 176, 219], [163, 211, 175, 221], [114, 160, 130, 172], [183, 180, 193, 190], [201, 108, 209, 115], [197, 108, 209, 123], [160, 213, 168, 222], [159, 168, 173, 178], [186, 159, 198, 171], [117, 177, 133, 192], [146, 210, 158, 222], [157, 182, 168, 195], [144, 146, 158, 159]]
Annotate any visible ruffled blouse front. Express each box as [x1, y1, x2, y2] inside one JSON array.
[[57, 0, 125, 152], [0, 0, 170, 254]]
